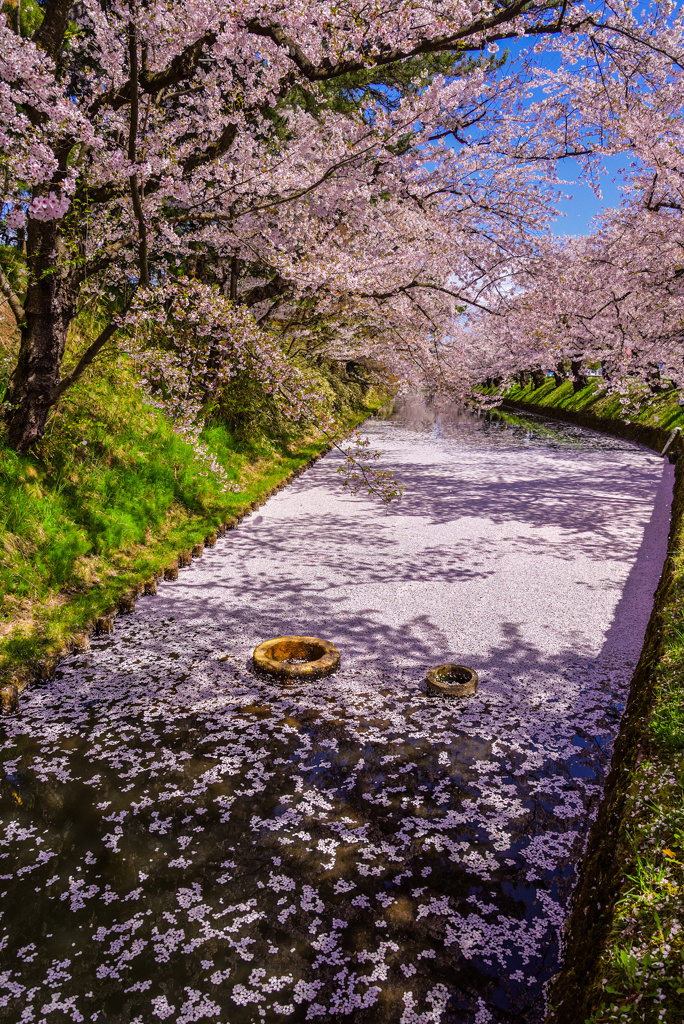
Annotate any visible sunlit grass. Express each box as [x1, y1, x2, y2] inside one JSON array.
[[0, 338, 388, 683], [502, 377, 684, 431]]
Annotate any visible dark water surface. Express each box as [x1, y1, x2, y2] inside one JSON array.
[[0, 401, 674, 1024]]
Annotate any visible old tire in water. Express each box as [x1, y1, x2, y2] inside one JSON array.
[[253, 636, 340, 681], [426, 664, 478, 697]]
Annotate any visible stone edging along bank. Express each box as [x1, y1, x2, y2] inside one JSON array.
[[501, 398, 683, 1024]]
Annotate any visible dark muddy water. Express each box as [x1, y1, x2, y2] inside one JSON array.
[[0, 401, 673, 1024]]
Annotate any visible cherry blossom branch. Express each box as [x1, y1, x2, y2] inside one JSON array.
[[164, 123, 400, 224], [583, 17, 684, 72], [244, 0, 546, 80], [77, 234, 142, 284], [87, 0, 557, 126], [242, 275, 292, 309], [89, 29, 220, 115], [361, 281, 496, 315], [327, 430, 403, 504]]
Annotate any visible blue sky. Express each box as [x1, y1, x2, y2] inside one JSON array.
[[497, 32, 634, 238], [550, 154, 628, 236]]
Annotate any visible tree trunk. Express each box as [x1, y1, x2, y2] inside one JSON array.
[[230, 255, 238, 301], [646, 363, 662, 393], [570, 359, 587, 393], [553, 361, 566, 388], [531, 368, 545, 390], [5, 222, 77, 452]]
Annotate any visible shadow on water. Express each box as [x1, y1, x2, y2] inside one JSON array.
[[0, 398, 673, 1024]]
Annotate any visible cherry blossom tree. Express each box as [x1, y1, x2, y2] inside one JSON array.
[[4, 0, 684, 454], [453, 2, 684, 400], [0, 0, 617, 453]]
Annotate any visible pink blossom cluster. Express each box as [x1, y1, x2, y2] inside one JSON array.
[[450, 3, 684, 397]]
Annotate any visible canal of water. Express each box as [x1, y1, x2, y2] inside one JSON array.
[[0, 400, 674, 1024]]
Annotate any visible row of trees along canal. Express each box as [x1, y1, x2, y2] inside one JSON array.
[[1, 0, 684, 455]]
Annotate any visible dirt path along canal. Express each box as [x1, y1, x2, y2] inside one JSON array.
[[0, 400, 674, 1024]]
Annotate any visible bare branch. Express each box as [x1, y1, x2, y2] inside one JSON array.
[[0, 262, 26, 326], [52, 300, 135, 401]]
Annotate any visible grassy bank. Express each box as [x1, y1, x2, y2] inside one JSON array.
[[502, 377, 684, 433], [0, 315, 388, 689], [494, 381, 684, 1024]]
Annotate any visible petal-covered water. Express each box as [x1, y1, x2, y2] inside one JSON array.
[[0, 401, 673, 1023]]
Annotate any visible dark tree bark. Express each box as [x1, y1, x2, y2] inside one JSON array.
[[553, 361, 567, 388], [5, 220, 79, 452], [531, 368, 545, 390], [230, 255, 238, 302], [646, 362, 662, 393], [3, 0, 84, 452], [570, 359, 587, 393]]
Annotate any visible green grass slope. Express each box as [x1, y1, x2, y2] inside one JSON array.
[[0, 319, 388, 686], [503, 376, 684, 431]]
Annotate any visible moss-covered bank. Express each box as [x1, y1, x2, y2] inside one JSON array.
[[494, 382, 684, 1024]]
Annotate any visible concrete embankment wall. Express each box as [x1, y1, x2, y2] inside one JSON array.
[[500, 398, 683, 1024]]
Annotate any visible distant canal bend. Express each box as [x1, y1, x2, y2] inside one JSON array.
[[0, 399, 674, 1024]]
